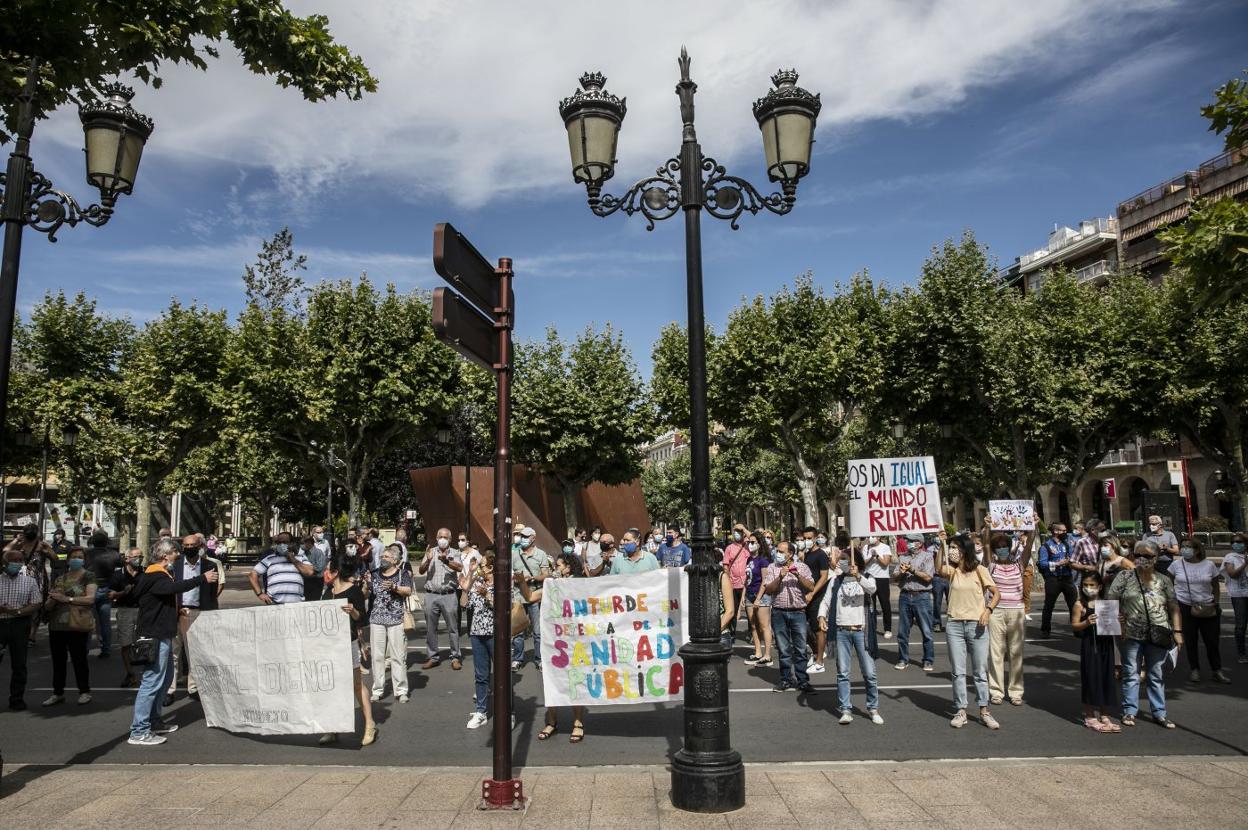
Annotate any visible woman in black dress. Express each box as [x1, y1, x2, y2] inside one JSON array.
[[1071, 571, 1119, 733], [319, 553, 376, 747]]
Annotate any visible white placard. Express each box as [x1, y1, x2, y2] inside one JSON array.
[[1093, 600, 1121, 637], [540, 569, 689, 707], [846, 456, 943, 537], [186, 600, 355, 735], [988, 500, 1037, 531]]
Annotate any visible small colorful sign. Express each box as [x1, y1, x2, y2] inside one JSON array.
[[988, 499, 1037, 531]]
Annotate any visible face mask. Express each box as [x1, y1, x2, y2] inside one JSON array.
[[346, 544, 358, 556], [1233, 542, 1247, 553], [1136, 557, 1155, 570], [458, 540, 469, 550], [1149, 524, 1161, 532], [591, 532, 601, 542], [437, 538, 450, 549], [816, 537, 827, 548], [993, 547, 1011, 562], [1099, 547, 1112, 560], [520, 538, 533, 550], [562, 545, 574, 555], [512, 535, 522, 546], [314, 533, 324, 542], [1082, 586, 1099, 598], [1180, 547, 1195, 560], [948, 550, 963, 566], [732, 532, 743, 543], [381, 558, 398, 569], [128, 557, 143, 569], [621, 542, 638, 555], [652, 534, 662, 543], [184, 546, 200, 558], [67, 558, 84, 571], [747, 541, 759, 553], [773, 552, 787, 565], [666, 535, 674, 545], [275, 543, 289, 555], [4, 563, 21, 576]]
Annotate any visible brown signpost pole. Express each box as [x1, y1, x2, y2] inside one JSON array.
[[431, 224, 523, 810]]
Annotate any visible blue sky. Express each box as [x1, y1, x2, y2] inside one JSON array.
[[17, 0, 1247, 378]]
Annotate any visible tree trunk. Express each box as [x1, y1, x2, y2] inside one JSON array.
[[135, 494, 151, 554], [779, 428, 820, 528], [347, 487, 362, 529], [561, 484, 579, 540], [258, 492, 273, 549], [1228, 414, 1248, 534]]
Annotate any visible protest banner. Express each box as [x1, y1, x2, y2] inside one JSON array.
[[988, 499, 1037, 531], [185, 600, 354, 735], [846, 456, 943, 536], [1094, 600, 1121, 637], [540, 569, 689, 707]]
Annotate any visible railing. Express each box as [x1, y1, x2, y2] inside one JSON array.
[[1074, 259, 1113, 283], [1099, 445, 1141, 465], [1019, 218, 1118, 267], [1118, 172, 1196, 215], [1198, 146, 1246, 178]]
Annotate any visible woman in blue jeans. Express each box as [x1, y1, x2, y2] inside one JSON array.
[[817, 545, 881, 725], [937, 533, 1001, 730], [465, 552, 497, 730], [1107, 541, 1183, 728], [128, 539, 218, 746]]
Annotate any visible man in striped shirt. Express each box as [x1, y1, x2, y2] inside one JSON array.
[[0, 549, 44, 709], [249, 533, 315, 604], [1071, 520, 1101, 576]]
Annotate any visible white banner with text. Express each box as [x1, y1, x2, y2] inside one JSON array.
[[847, 456, 943, 536]]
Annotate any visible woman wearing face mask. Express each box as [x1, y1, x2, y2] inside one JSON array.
[[1107, 541, 1183, 728], [981, 520, 1033, 707], [536, 553, 590, 742], [1070, 572, 1120, 732], [368, 545, 413, 703], [1172, 537, 1228, 684], [42, 547, 97, 707], [1221, 532, 1248, 664], [466, 551, 500, 730], [937, 533, 1001, 729], [320, 554, 376, 746], [818, 544, 882, 725], [108, 548, 147, 688], [1097, 533, 1134, 584], [743, 532, 774, 667]]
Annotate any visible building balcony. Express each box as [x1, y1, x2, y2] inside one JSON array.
[[1073, 259, 1113, 284], [1100, 446, 1142, 466]]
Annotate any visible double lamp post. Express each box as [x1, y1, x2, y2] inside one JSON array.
[[0, 61, 154, 524], [558, 49, 820, 812]]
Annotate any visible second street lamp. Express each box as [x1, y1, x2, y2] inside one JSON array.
[[559, 49, 819, 813]]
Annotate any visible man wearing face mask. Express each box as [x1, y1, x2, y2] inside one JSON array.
[[893, 533, 936, 673], [660, 527, 692, 569], [108, 548, 146, 688], [510, 526, 551, 670], [312, 524, 332, 569], [801, 527, 831, 674], [5, 524, 54, 646], [1142, 515, 1179, 574], [609, 530, 660, 575], [863, 536, 894, 640], [420, 527, 464, 671], [249, 532, 314, 605], [168, 534, 226, 700], [0, 549, 43, 709], [1222, 533, 1248, 664], [762, 541, 817, 694], [85, 530, 118, 659], [1038, 523, 1077, 638], [722, 525, 750, 644], [587, 533, 616, 577]]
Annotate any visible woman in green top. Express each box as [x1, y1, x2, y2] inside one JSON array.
[[1107, 540, 1183, 729], [43, 547, 96, 706]]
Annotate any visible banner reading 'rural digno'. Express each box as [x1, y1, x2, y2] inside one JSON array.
[[847, 455, 944, 536], [540, 569, 689, 707]]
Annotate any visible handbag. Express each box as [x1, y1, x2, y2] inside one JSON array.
[[131, 636, 157, 666], [407, 591, 424, 615], [67, 602, 96, 633], [510, 602, 530, 636], [402, 607, 416, 633], [1180, 560, 1218, 618], [1135, 570, 1174, 648]]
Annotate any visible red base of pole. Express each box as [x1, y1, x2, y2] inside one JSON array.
[[480, 778, 525, 810]]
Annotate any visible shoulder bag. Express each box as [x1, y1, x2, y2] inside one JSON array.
[[63, 574, 96, 633], [1134, 570, 1174, 648], [1181, 560, 1217, 618]]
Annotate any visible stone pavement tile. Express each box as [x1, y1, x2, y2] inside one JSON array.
[[792, 815, 869, 830], [824, 770, 905, 796], [346, 773, 419, 801], [593, 771, 658, 795], [398, 774, 482, 812], [927, 805, 1016, 830], [838, 791, 932, 824], [592, 796, 659, 820], [272, 782, 359, 811], [445, 809, 528, 830], [890, 778, 979, 808], [377, 810, 459, 830], [718, 794, 795, 821], [523, 804, 591, 830], [878, 766, 946, 781], [1152, 759, 1243, 786], [1209, 759, 1248, 778], [656, 813, 730, 830], [248, 806, 334, 829], [591, 817, 658, 830], [745, 769, 781, 795], [179, 805, 266, 826], [305, 769, 372, 786]]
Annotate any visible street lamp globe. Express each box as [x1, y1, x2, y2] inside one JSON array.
[[559, 72, 627, 188], [61, 426, 79, 448], [752, 69, 820, 189], [436, 427, 452, 445], [78, 82, 155, 203], [891, 420, 906, 440]]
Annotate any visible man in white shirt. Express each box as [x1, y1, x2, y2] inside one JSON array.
[[863, 537, 894, 639]]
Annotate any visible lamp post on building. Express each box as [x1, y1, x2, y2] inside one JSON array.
[[0, 62, 154, 488], [558, 48, 820, 813]]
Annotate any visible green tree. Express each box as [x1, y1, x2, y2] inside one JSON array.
[[2, 0, 376, 141], [1160, 196, 1248, 310], [513, 326, 653, 537], [1202, 69, 1248, 152], [640, 451, 692, 528]]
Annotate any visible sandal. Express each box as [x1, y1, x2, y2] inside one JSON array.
[[1099, 717, 1121, 733], [1083, 717, 1106, 732], [537, 725, 557, 741], [1121, 715, 1136, 727], [1154, 717, 1176, 730], [569, 722, 585, 743]]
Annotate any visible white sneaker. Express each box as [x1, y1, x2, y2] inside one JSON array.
[[153, 724, 179, 735], [1025, 613, 1034, 622], [466, 712, 488, 729], [41, 694, 64, 707], [883, 631, 893, 639], [77, 693, 92, 705], [397, 694, 409, 702], [808, 663, 826, 674], [838, 711, 853, 725], [870, 710, 884, 725], [127, 733, 167, 746], [370, 694, 382, 702]]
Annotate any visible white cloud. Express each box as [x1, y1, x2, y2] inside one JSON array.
[[36, 0, 1181, 212]]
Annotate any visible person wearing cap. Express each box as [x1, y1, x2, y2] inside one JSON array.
[[511, 526, 551, 671], [419, 528, 464, 671], [893, 533, 936, 672]]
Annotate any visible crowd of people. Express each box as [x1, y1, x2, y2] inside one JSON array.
[[1, 514, 1244, 746]]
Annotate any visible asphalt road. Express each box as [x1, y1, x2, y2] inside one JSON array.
[[2, 572, 1246, 768]]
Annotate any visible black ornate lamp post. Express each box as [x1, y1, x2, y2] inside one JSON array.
[[559, 48, 820, 813], [0, 61, 154, 493]]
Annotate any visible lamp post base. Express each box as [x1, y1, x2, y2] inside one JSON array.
[[670, 750, 745, 813], [479, 778, 526, 811]]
